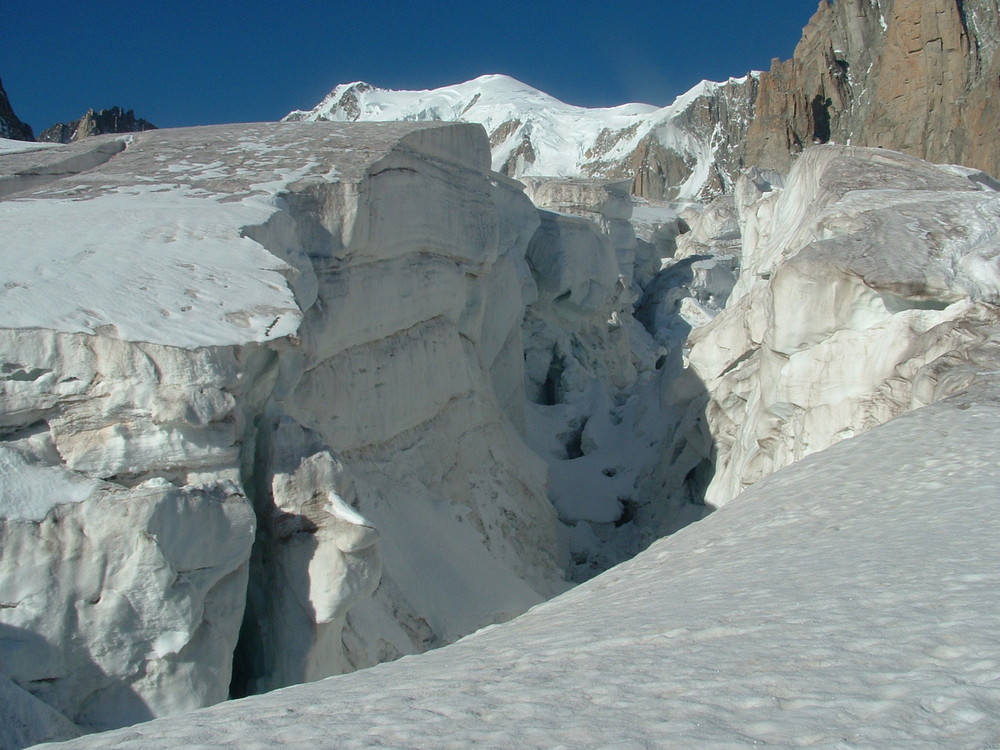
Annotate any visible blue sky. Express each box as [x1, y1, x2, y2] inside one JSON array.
[[3, 1, 816, 133]]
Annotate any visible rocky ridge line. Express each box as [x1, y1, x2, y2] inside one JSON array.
[[38, 107, 157, 144]]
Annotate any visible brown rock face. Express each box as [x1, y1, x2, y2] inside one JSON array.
[[597, 0, 998, 195], [584, 77, 760, 200], [745, 0, 1000, 177], [672, 76, 761, 197]]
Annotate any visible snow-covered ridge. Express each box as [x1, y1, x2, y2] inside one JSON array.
[[285, 73, 760, 200], [290, 74, 659, 122]]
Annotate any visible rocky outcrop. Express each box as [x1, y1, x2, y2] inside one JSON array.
[[745, 0, 1000, 177], [0, 78, 33, 141], [685, 144, 1000, 507], [599, 76, 760, 199], [38, 107, 156, 144]]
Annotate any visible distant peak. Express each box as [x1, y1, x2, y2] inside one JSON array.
[[336, 81, 376, 94], [461, 74, 550, 95], [468, 73, 531, 86]]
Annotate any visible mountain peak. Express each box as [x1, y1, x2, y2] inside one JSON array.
[[283, 75, 745, 199]]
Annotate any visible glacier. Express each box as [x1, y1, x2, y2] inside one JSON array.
[[2, 115, 1000, 747], [0, 122, 576, 742]]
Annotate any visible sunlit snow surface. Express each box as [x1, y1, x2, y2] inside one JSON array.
[[0, 138, 60, 155], [0, 123, 452, 348], [45, 384, 1000, 749]]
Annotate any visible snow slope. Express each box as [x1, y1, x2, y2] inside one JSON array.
[[285, 74, 758, 200], [0, 138, 58, 155], [43, 381, 1000, 749]]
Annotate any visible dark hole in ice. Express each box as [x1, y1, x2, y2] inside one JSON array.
[[684, 458, 716, 506], [811, 93, 833, 144], [540, 353, 565, 405], [563, 419, 586, 459], [614, 499, 638, 528]]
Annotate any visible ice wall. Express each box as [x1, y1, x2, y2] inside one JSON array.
[[0, 122, 565, 743], [686, 144, 1000, 506]]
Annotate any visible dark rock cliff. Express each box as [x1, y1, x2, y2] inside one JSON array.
[[38, 106, 156, 144], [0, 78, 34, 141]]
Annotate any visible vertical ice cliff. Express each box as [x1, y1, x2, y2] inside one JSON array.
[[0, 121, 566, 744], [685, 144, 1000, 506]]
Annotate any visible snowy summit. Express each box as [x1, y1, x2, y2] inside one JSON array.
[[285, 73, 759, 200]]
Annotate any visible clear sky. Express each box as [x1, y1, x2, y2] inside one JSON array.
[[3, 1, 817, 134]]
